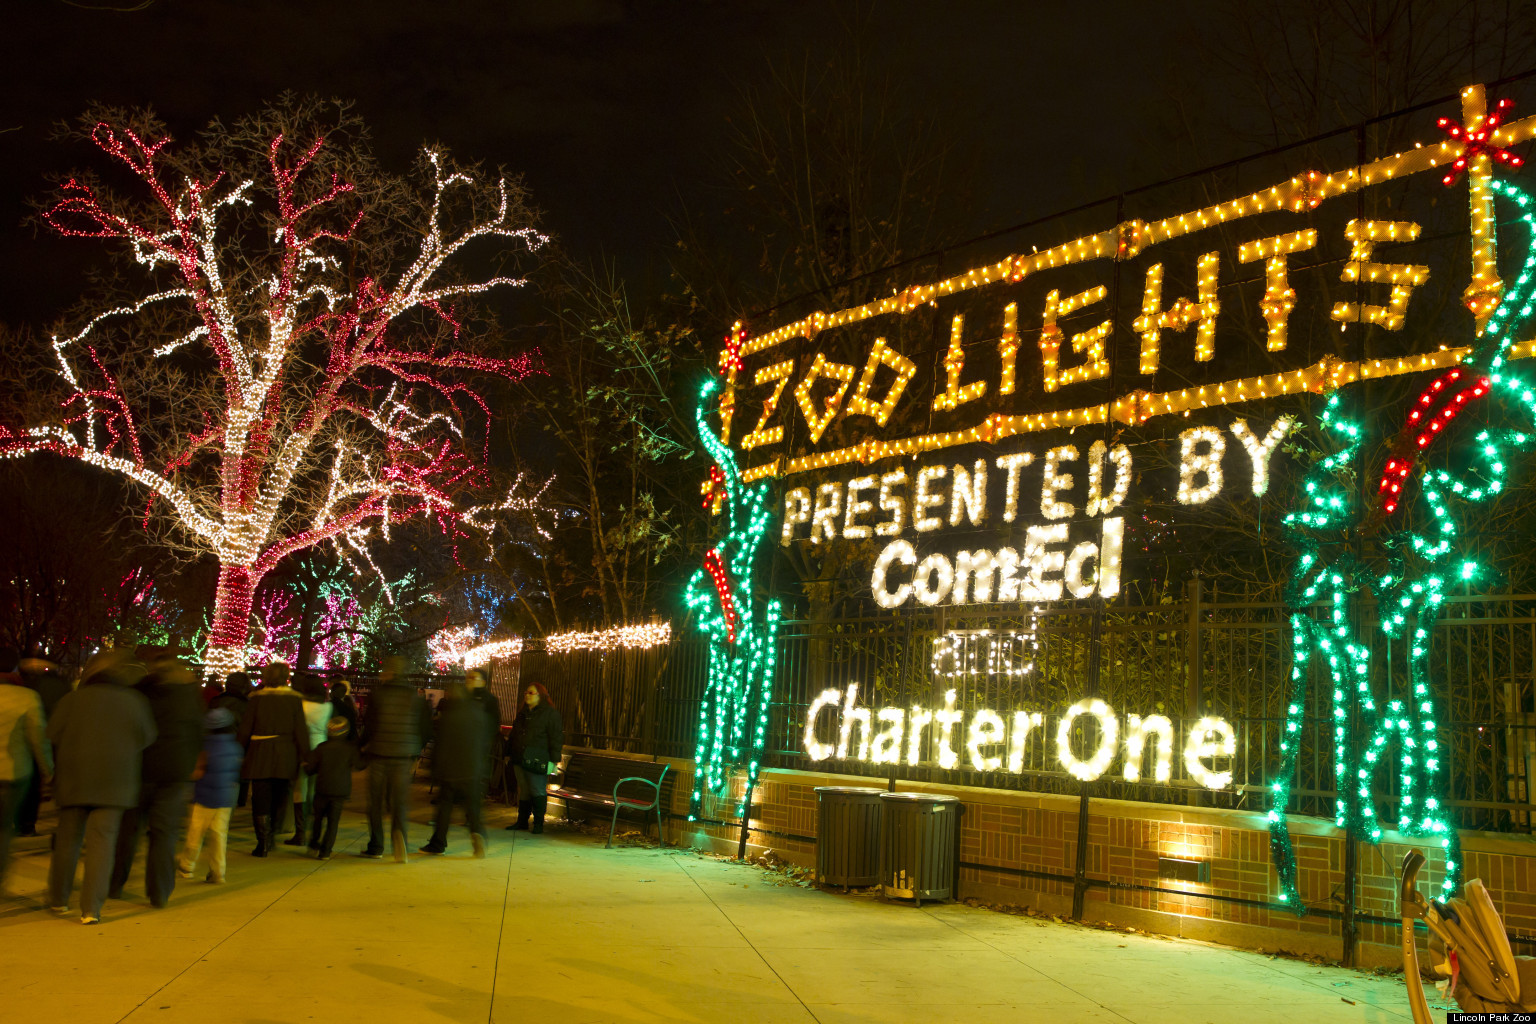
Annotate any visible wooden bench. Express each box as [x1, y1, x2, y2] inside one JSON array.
[[548, 752, 672, 848]]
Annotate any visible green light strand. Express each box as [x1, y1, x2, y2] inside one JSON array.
[[686, 375, 783, 820], [1270, 175, 1536, 911]]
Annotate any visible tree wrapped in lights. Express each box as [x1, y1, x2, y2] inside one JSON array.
[[1269, 174, 1536, 909], [684, 376, 782, 819], [0, 105, 550, 676]]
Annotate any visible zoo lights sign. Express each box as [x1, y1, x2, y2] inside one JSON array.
[[801, 684, 1239, 791]]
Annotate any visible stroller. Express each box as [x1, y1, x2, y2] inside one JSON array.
[[1399, 850, 1536, 1022]]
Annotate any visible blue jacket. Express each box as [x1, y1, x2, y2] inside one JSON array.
[[194, 732, 243, 809]]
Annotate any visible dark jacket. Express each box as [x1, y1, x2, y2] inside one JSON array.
[[194, 732, 243, 809], [47, 678, 157, 808], [138, 676, 206, 784], [307, 737, 363, 797], [517, 702, 563, 770], [208, 691, 249, 730], [432, 696, 489, 783], [238, 686, 311, 780], [19, 662, 70, 718], [361, 681, 430, 760]]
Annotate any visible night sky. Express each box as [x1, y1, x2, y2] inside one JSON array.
[[0, 0, 1248, 327]]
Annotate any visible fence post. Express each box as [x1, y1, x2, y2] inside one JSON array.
[[1342, 834, 1358, 967], [1072, 599, 1106, 920], [1186, 574, 1203, 714]]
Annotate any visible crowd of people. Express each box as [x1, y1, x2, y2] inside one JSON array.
[[0, 647, 563, 925]]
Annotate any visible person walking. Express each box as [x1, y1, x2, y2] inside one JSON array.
[[109, 656, 204, 907], [305, 716, 362, 859], [238, 663, 310, 857], [14, 655, 66, 838], [177, 706, 242, 883], [284, 675, 331, 847], [210, 672, 253, 808], [419, 681, 489, 858], [328, 678, 359, 740], [46, 649, 156, 925], [359, 659, 430, 862], [0, 649, 51, 892], [504, 679, 563, 834]]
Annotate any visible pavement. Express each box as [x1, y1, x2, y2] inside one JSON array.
[[0, 782, 1454, 1024]]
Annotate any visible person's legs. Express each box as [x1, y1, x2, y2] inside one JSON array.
[[144, 781, 189, 907], [207, 807, 230, 881], [80, 806, 125, 921], [424, 783, 452, 852], [507, 766, 532, 830], [0, 779, 18, 887], [365, 759, 386, 855], [179, 803, 212, 877], [48, 806, 87, 909], [528, 772, 549, 833], [285, 773, 309, 845], [465, 779, 484, 838], [387, 758, 412, 860], [108, 788, 147, 898], [15, 769, 40, 835], [316, 796, 343, 857], [249, 778, 274, 855]]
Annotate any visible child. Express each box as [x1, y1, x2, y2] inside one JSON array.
[[178, 706, 243, 883], [306, 716, 363, 859]]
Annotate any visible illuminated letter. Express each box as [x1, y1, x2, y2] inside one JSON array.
[[803, 688, 841, 761], [781, 487, 811, 545], [1057, 699, 1119, 781], [1040, 284, 1111, 391], [1098, 517, 1124, 599], [1230, 416, 1294, 496], [836, 684, 872, 761], [995, 451, 1034, 523], [913, 553, 954, 606], [1023, 524, 1069, 601], [1007, 710, 1043, 773], [912, 465, 948, 532], [934, 689, 963, 769], [998, 302, 1020, 395], [871, 540, 917, 609], [967, 710, 1007, 772], [1177, 427, 1225, 505], [794, 352, 857, 443], [905, 705, 933, 765], [1133, 253, 1220, 374], [843, 475, 877, 539], [1085, 441, 1132, 516], [810, 482, 843, 544], [1185, 717, 1237, 790], [932, 314, 987, 411], [1237, 229, 1316, 352], [995, 546, 1022, 600], [1122, 713, 1173, 782], [871, 708, 905, 765], [1329, 220, 1428, 331], [953, 548, 999, 604], [949, 459, 988, 527], [1063, 541, 1100, 600], [742, 359, 794, 449], [845, 338, 917, 426], [876, 469, 907, 536], [1041, 445, 1078, 519]]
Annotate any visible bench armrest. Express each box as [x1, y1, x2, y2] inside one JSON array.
[[612, 776, 662, 806]]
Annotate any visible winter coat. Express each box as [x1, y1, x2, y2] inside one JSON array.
[[238, 686, 311, 780], [138, 675, 206, 784], [307, 738, 363, 798], [301, 700, 330, 752], [517, 702, 564, 770], [361, 681, 430, 760], [194, 732, 243, 809], [432, 696, 489, 784], [470, 688, 502, 750], [47, 677, 156, 808], [0, 676, 51, 782], [19, 662, 70, 718]]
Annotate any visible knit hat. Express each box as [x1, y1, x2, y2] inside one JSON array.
[[205, 707, 236, 730], [327, 716, 350, 736]]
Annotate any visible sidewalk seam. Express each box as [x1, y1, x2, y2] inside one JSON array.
[[486, 831, 517, 1024]]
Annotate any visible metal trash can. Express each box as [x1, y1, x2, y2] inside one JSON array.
[[814, 787, 885, 889], [878, 792, 959, 906]]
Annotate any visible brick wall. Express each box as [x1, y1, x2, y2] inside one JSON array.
[[558, 748, 1536, 967]]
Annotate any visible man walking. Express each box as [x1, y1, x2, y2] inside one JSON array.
[[109, 656, 204, 907], [360, 658, 429, 862], [46, 649, 156, 924], [0, 649, 51, 892], [14, 655, 67, 838], [419, 681, 489, 858], [238, 663, 310, 857]]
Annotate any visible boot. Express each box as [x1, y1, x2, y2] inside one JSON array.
[[283, 803, 307, 846], [531, 795, 547, 834], [252, 815, 271, 857], [505, 800, 532, 831]]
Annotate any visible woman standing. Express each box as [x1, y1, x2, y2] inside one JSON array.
[[503, 680, 562, 834], [284, 676, 331, 847], [238, 663, 310, 856]]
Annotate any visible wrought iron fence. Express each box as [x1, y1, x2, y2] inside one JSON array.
[[532, 589, 1536, 834]]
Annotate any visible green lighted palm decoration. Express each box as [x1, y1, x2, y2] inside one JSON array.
[[1269, 175, 1536, 908], [686, 375, 783, 819]]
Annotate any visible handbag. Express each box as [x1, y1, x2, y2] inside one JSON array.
[[520, 751, 548, 774]]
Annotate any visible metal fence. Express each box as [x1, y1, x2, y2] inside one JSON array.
[[533, 588, 1536, 835]]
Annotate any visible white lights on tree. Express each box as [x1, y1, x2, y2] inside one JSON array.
[[1056, 699, 1119, 781], [912, 465, 948, 531], [803, 688, 842, 762], [967, 710, 1007, 772], [544, 621, 672, 653], [1040, 445, 1078, 519], [871, 540, 917, 608], [1122, 713, 1174, 782], [842, 475, 877, 539], [1184, 716, 1237, 789], [1230, 415, 1295, 495], [1177, 426, 1226, 504]]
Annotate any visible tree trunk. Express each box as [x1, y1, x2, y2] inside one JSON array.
[[295, 570, 321, 671], [206, 562, 256, 679]]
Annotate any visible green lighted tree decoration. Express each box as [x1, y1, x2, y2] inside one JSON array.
[[1269, 174, 1536, 909], [685, 374, 783, 819]]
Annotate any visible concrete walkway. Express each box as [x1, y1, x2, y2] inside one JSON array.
[[1, 786, 1450, 1024]]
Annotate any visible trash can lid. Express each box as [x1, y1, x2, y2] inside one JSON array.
[[878, 792, 960, 804], [814, 786, 887, 795]]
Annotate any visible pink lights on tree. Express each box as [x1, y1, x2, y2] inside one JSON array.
[[0, 111, 552, 676]]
